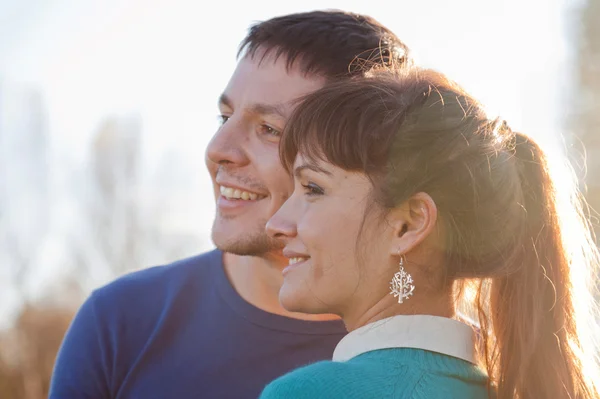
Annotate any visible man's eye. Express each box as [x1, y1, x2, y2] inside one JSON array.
[[258, 124, 281, 138], [217, 115, 230, 125]]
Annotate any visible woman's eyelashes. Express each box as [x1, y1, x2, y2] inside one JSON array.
[[301, 181, 325, 196]]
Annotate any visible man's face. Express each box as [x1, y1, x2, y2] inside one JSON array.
[[206, 53, 325, 258]]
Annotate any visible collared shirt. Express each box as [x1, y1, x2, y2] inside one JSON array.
[[333, 314, 476, 363]]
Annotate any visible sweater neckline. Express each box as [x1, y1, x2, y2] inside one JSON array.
[[213, 249, 347, 335]]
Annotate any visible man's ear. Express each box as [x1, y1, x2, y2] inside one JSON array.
[[386, 192, 438, 256]]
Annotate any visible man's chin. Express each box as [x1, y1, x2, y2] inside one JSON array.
[[211, 223, 282, 257]]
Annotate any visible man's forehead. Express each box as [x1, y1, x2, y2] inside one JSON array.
[[221, 55, 325, 109]]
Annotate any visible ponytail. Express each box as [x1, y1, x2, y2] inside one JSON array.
[[488, 132, 599, 398], [279, 67, 600, 398]]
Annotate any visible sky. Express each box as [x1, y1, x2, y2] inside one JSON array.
[[0, 0, 578, 326]]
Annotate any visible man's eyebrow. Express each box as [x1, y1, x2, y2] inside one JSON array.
[[294, 163, 333, 178], [218, 93, 233, 109], [218, 93, 287, 120], [248, 103, 287, 119]]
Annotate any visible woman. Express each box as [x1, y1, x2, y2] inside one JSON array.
[[260, 68, 600, 398]]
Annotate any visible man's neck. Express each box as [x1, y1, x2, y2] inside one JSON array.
[[222, 252, 340, 322]]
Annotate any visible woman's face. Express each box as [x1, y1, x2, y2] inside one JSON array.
[[266, 154, 395, 319]]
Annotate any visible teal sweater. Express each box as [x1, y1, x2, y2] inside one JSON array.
[[259, 348, 490, 398]]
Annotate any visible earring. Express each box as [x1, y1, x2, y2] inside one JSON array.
[[389, 253, 415, 304]]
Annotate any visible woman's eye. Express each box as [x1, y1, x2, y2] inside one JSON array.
[[301, 182, 324, 196]]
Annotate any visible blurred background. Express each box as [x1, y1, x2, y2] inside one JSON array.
[[0, 0, 598, 397]]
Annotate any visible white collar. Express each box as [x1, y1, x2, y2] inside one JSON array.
[[332, 315, 476, 364]]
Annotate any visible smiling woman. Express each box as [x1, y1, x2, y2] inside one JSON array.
[[262, 67, 600, 399], [269, 157, 382, 318]]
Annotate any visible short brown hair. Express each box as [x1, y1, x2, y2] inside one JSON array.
[[238, 10, 411, 79]]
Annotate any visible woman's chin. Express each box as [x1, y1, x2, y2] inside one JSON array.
[[279, 283, 315, 315]]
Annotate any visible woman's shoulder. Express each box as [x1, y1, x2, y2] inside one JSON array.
[[259, 357, 426, 399], [259, 352, 491, 399], [259, 360, 370, 399]]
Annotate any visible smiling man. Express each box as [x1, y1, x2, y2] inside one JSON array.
[[50, 10, 411, 399]]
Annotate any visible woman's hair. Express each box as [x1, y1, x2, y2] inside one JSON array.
[[280, 68, 600, 398]]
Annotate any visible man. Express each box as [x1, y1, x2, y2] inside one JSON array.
[[50, 10, 411, 398]]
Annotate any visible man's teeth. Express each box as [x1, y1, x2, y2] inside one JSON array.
[[288, 257, 307, 265], [220, 186, 260, 200]]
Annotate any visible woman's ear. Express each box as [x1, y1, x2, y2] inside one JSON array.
[[386, 192, 438, 256]]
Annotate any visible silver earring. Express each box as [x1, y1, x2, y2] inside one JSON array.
[[389, 253, 415, 304]]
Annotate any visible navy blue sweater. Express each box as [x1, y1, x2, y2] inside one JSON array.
[[50, 250, 346, 398]]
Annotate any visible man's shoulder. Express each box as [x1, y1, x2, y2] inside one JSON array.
[[91, 249, 222, 314], [50, 249, 225, 398]]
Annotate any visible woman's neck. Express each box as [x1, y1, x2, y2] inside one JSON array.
[[343, 289, 455, 332]]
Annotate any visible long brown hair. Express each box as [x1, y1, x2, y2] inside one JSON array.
[[280, 68, 600, 398]]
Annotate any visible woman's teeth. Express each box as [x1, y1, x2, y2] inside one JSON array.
[[288, 257, 308, 265]]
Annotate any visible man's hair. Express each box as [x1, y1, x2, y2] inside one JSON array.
[[238, 10, 411, 79]]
